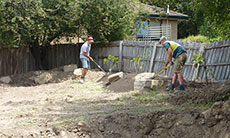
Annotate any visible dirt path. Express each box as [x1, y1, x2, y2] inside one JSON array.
[[0, 69, 229, 138]]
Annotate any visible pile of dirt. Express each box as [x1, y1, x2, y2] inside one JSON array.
[[168, 80, 230, 105], [101, 73, 137, 92], [34, 99, 230, 138], [7, 68, 105, 86]]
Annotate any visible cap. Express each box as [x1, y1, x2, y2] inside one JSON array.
[[88, 36, 94, 42], [159, 36, 167, 44]]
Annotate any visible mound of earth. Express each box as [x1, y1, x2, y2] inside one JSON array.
[[7, 67, 105, 86], [35, 99, 230, 138], [168, 80, 230, 105], [101, 73, 138, 92]]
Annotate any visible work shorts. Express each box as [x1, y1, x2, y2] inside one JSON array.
[[81, 58, 90, 69], [174, 53, 187, 73]]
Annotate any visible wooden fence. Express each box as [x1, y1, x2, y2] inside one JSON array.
[[92, 40, 230, 81], [1, 40, 230, 81], [0, 44, 81, 76]]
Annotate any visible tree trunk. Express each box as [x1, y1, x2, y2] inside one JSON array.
[[29, 41, 43, 70]]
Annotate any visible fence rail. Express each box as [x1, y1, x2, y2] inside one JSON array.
[[92, 40, 230, 81], [1, 40, 230, 81]]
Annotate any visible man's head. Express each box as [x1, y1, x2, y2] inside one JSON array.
[[159, 36, 167, 45], [88, 36, 94, 44]]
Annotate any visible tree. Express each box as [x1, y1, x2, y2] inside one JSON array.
[[0, 0, 81, 69], [196, 0, 230, 39], [78, 0, 144, 42]]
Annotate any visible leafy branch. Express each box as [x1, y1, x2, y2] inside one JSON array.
[[131, 55, 143, 72], [104, 54, 119, 72]]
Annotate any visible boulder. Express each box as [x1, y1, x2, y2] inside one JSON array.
[[134, 73, 165, 91], [108, 72, 123, 82], [63, 64, 77, 72], [34, 72, 52, 84], [73, 68, 82, 76], [0, 76, 12, 84]]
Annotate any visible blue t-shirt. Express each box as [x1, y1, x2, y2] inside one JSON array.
[[80, 41, 91, 61], [164, 41, 186, 59]]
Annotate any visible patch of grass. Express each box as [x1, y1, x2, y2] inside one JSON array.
[[32, 107, 39, 110], [53, 115, 89, 128], [113, 105, 122, 111], [134, 91, 165, 103]]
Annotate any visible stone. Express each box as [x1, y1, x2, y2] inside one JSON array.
[[78, 121, 91, 132], [108, 72, 123, 83], [134, 73, 165, 91], [73, 68, 82, 76], [34, 72, 52, 84], [0, 76, 12, 84], [64, 64, 77, 72]]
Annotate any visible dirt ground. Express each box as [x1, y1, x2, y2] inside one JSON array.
[[0, 67, 229, 138]]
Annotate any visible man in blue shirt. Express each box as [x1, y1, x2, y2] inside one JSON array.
[[80, 36, 94, 83], [159, 36, 187, 91]]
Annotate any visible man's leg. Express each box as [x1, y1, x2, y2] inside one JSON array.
[[172, 72, 178, 84], [81, 68, 88, 79], [174, 53, 187, 90], [178, 72, 184, 85], [80, 59, 89, 82], [166, 72, 177, 91]]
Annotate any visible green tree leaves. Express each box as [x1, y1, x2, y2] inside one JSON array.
[[78, 0, 142, 42], [0, 0, 81, 48]]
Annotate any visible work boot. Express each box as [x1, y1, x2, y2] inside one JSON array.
[[166, 84, 175, 91], [178, 84, 185, 91]]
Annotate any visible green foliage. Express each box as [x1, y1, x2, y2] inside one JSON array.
[[132, 55, 143, 72], [104, 54, 119, 72], [192, 54, 215, 83], [184, 35, 224, 43], [195, 0, 230, 40], [78, 0, 143, 42], [184, 35, 210, 43], [0, 0, 81, 48], [192, 54, 205, 68]]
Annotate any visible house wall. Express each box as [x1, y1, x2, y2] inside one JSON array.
[[162, 20, 178, 40], [148, 19, 178, 40]]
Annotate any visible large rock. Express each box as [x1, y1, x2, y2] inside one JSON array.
[[134, 73, 165, 91], [0, 76, 12, 84], [108, 72, 123, 82], [73, 68, 82, 76], [64, 64, 77, 72], [34, 72, 52, 84]]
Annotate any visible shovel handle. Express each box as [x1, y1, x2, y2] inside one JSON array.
[[153, 64, 171, 78], [92, 60, 106, 73]]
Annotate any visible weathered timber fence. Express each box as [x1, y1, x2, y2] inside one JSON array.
[[92, 40, 230, 81], [0, 44, 81, 76], [1, 40, 230, 81]]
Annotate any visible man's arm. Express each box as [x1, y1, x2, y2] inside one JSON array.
[[83, 52, 93, 61], [164, 48, 173, 69]]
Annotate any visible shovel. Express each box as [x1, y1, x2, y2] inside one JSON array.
[[150, 64, 171, 79], [92, 60, 107, 75]]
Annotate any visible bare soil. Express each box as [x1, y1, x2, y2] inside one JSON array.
[[0, 67, 229, 138]]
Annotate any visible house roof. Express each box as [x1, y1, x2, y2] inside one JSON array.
[[138, 3, 189, 20]]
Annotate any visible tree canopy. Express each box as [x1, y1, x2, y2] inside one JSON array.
[[0, 0, 80, 48], [78, 0, 143, 42], [0, 0, 144, 48]]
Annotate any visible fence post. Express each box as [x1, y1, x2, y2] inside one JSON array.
[[118, 41, 123, 71], [192, 45, 205, 81], [148, 42, 157, 72]]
